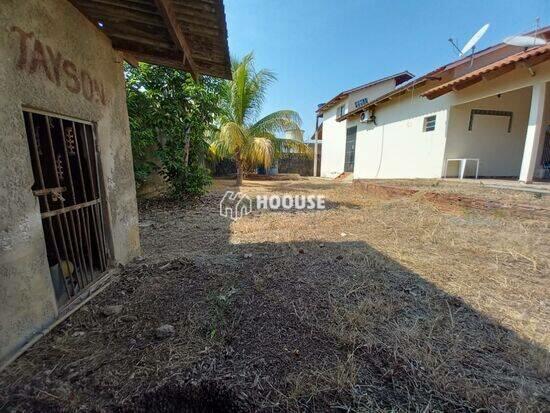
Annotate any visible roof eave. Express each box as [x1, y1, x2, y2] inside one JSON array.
[[339, 78, 428, 121], [422, 44, 550, 100], [317, 70, 415, 114]]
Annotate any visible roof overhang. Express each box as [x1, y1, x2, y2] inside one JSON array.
[[422, 44, 550, 100], [338, 78, 428, 121], [422, 26, 550, 80], [340, 27, 550, 120], [69, 0, 232, 80]]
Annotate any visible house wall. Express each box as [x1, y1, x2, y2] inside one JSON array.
[[347, 79, 397, 112], [320, 79, 397, 177], [445, 87, 532, 177], [320, 105, 348, 177], [534, 81, 550, 177], [354, 93, 449, 179], [0, 0, 140, 365], [351, 60, 550, 180]]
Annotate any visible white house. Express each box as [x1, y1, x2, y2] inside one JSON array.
[[316, 27, 550, 183], [316, 72, 414, 177]]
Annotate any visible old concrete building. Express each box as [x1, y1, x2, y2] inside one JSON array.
[[0, 0, 230, 367]]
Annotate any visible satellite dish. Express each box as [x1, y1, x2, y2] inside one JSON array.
[[460, 23, 490, 56], [503, 35, 547, 47]]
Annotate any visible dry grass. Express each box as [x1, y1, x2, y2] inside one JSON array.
[[0, 177, 548, 412]]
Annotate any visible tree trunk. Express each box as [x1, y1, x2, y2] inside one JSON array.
[[183, 131, 191, 167], [235, 153, 243, 186], [184, 136, 190, 167]]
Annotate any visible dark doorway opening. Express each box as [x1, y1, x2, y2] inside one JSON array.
[[344, 126, 357, 173], [23, 110, 110, 308]]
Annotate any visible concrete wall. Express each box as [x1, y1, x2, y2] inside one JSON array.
[[0, 0, 140, 365], [445, 87, 532, 177], [320, 79, 397, 177]]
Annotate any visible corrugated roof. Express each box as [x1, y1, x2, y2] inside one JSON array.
[[316, 71, 414, 114], [422, 44, 550, 99]]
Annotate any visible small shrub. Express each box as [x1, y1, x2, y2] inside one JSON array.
[[160, 161, 212, 198]]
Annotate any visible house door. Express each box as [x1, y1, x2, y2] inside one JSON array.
[[344, 126, 357, 172], [23, 110, 109, 308]]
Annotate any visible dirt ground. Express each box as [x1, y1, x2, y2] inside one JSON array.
[[1, 178, 549, 412], [367, 178, 550, 206]]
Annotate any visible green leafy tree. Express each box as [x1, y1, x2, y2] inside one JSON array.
[[125, 63, 222, 197], [210, 53, 310, 185]]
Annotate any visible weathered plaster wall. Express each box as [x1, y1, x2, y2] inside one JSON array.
[[0, 0, 140, 364]]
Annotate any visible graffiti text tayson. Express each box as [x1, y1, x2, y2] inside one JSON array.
[[11, 26, 108, 105]]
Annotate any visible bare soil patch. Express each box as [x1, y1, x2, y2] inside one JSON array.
[[1, 178, 549, 412], [364, 178, 550, 206]]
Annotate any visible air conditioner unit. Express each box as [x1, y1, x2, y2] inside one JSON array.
[[360, 110, 374, 123]]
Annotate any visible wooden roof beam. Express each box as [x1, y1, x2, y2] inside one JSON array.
[[123, 52, 140, 68], [154, 0, 199, 80]]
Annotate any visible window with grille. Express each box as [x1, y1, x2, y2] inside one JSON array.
[[423, 115, 436, 132]]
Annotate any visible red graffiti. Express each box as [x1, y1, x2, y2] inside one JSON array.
[[10, 26, 108, 106]]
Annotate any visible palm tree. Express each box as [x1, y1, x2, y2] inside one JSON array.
[[210, 53, 310, 185]]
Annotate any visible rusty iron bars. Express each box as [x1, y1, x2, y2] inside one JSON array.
[[23, 111, 109, 307]]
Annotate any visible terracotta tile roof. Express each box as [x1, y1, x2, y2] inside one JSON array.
[[422, 44, 550, 100], [340, 26, 550, 120]]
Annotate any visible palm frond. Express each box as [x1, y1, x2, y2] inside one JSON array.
[[249, 110, 302, 136], [227, 52, 277, 126], [277, 139, 312, 158], [244, 68, 276, 124], [211, 122, 248, 157], [211, 52, 307, 174], [242, 137, 274, 168]]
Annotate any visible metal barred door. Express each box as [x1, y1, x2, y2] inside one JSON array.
[[23, 110, 109, 307]]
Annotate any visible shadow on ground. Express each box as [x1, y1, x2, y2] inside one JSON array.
[[0, 189, 548, 412]]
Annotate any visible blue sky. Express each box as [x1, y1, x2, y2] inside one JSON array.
[[224, 0, 549, 139]]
